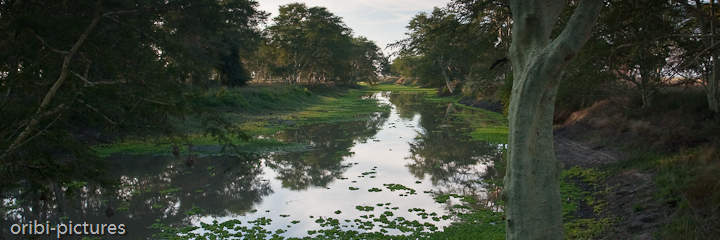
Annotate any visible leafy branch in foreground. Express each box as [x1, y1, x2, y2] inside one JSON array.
[[0, 0, 265, 187]]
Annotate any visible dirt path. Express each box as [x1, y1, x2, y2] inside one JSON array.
[[553, 128, 665, 240], [554, 128, 623, 168]]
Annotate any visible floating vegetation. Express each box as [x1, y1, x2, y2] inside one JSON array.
[[383, 183, 417, 195], [368, 187, 382, 192], [355, 206, 375, 212], [159, 187, 181, 195]]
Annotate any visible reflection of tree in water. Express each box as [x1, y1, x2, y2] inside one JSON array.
[[1, 154, 271, 238], [388, 92, 505, 209], [266, 111, 388, 190], [384, 91, 425, 120]]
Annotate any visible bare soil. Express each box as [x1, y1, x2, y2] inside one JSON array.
[[554, 124, 671, 239]]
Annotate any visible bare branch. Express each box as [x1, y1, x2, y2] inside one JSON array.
[[0, 110, 65, 161], [682, 38, 720, 68], [28, 29, 69, 54], [72, 71, 94, 86], [102, 9, 140, 17], [140, 97, 170, 105], [77, 99, 117, 125], [14, 113, 64, 152]]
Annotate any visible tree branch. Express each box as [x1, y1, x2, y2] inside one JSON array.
[[546, 0, 604, 69], [72, 71, 94, 86], [675, 0, 720, 28], [1, 0, 103, 163], [104, 15, 160, 44], [28, 29, 69, 54], [545, 0, 568, 32], [140, 97, 170, 105], [77, 99, 117, 125]]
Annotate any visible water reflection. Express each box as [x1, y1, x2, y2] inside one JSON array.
[[1, 154, 270, 238], [1, 91, 506, 239], [386, 92, 504, 209], [266, 111, 387, 190]]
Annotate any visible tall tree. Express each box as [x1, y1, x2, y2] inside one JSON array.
[[393, 2, 511, 96], [267, 3, 351, 85], [504, 1, 602, 239], [346, 36, 387, 85]]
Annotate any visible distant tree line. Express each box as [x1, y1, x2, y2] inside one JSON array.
[[250, 3, 390, 86], [391, 0, 720, 115]]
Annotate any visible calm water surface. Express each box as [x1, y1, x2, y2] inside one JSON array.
[[1, 92, 504, 239]]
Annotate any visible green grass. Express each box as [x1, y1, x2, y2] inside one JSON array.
[[560, 166, 612, 239], [365, 83, 510, 145], [95, 85, 390, 156], [362, 83, 437, 93]]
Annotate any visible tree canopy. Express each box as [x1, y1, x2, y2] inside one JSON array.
[[0, 0, 389, 190]]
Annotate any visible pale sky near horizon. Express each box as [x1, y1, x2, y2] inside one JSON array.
[[256, 0, 451, 57]]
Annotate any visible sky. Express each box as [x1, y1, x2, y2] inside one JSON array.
[[256, 0, 452, 56]]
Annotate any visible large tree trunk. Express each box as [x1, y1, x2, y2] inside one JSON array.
[[504, 1, 602, 239]]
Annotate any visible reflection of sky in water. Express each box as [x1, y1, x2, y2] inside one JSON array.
[[0, 92, 503, 239], [192, 92, 500, 237], [195, 94, 454, 237]]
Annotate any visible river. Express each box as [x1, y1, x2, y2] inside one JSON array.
[[1, 91, 505, 239]]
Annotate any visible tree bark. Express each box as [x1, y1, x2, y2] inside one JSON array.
[[440, 55, 455, 94], [504, 1, 602, 239]]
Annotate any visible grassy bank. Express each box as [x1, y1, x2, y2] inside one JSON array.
[[94, 84, 390, 156], [558, 89, 720, 238]]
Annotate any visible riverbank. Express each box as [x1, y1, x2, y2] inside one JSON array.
[[548, 89, 720, 239], [115, 84, 509, 239], [94, 84, 392, 156], [89, 82, 720, 239]]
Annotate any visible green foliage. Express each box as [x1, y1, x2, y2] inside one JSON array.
[[498, 73, 513, 117], [94, 85, 391, 156], [258, 3, 388, 85], [0, 0, 267, 190], [391, 3, 510, 93], [195, 86, 313, 110]]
